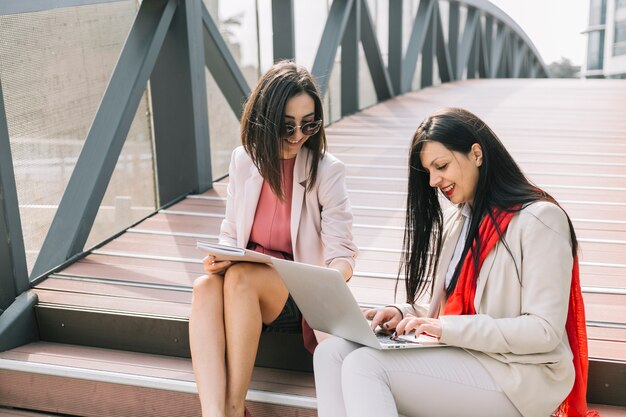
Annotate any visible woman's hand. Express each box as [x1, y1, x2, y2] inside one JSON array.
[[202, 255, 232, 275], [363, 307, 403, 333], [395, 315, 442, 338]]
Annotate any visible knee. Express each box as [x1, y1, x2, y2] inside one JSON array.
[[314, 337, 358, 372], [222, 263, 255, 297], [341, 347, 386, 381], [191, 274, 223, 300]]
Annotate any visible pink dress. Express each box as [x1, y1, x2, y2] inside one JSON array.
[[247, 157, 296, 259], [246, 158, 312, 343]]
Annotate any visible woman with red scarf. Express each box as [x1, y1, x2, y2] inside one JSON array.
[[313, 108, 595, 417]]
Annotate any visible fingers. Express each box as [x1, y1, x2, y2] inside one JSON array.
[[202, 256, 231, 274], [395, 317, 442, 338], [363, 308, 378, 321], [395, 317, 419, 336], [369, 310, 387, 331], [363, 307, 402, 332]]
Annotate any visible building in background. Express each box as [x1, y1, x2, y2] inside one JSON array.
[[583, 0, 626, 78]]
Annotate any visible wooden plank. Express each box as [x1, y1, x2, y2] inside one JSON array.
[[80, 254, 204, 273], [59, 261, 200, 287], [38, 277, 192, 304], [168, 198, 226, 211], [583, 293, 626, 325], [131, 213, 223, 234], [0, 369, 203, 417], [587, 326, 626, 343], [0, 341, 315, 397], [32, 288, 190, 318]]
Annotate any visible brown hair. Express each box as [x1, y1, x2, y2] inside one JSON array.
[[240, 60, 327, 199]]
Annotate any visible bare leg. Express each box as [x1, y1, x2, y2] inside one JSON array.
[[190, 274, 227, 417], [222, 263, 290, 417]]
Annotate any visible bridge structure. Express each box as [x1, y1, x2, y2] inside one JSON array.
[[0, 1, 624, 416]]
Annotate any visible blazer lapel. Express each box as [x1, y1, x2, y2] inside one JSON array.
[[239, 163, 263, 248], [474, 241, 499, 311], [429, 208, 465, 318], [290, 147, 308, 254]]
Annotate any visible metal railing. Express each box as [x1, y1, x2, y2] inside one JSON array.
[[0, 0, 546, 333]]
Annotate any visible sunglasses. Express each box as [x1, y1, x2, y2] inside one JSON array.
[[282, 120, 323, 138]]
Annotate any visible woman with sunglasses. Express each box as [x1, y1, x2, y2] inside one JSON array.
[[189, 60, 358, 417], [313, 108, 594, 417]]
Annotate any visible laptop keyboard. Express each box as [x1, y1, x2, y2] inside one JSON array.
[[376, 333, 410, 345]]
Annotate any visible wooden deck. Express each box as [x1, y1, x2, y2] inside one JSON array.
[[1, 79, 625, 415]]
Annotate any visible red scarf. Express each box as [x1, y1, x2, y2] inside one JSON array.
[[443, 207, 598, 417]]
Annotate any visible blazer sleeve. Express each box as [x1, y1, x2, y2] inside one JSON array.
[[439, 203, 573, 355], [218, 148, 240, 247], [390, 303, 429, 318], [316, 156, 358, 270]]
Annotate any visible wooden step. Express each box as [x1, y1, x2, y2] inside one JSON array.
[[32, 289, 313, 373], [0, 342, 315, 417], [1, 343, 625, 417]]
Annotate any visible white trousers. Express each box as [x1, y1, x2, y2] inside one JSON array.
[[313, 337, 523, 417]]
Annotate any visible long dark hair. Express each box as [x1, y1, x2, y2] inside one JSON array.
[[241, 60, 327, 199], [402, 108, 578, 304]]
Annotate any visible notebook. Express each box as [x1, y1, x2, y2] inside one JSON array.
[[271, 258, 446, 350], [196, 241, 272, 264]]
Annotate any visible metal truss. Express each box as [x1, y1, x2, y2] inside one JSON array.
[[0, 0, 549, 305]]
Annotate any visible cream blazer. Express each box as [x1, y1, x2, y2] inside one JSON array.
[[398, 201, 575, 417], [219, 145, 358, 271]]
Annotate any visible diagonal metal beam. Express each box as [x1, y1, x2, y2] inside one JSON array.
[[522, 51, 533, 78], [341, 0, 359, 116], [482, 15, 493, 76], [466, 11, 480, 79], [448, 0, 460, 78], [490, 23, 507, 78], [402, 0, 435, 92], [498, 32, 511, 78], [513, 39, 525, 77], [456, 6, 480, 80], [312, 0, 354, 96], [504, 32, 515, 78], [435, 2, 453, 83], [201, 4, 251, 119], [360, 0, 393, 100], [421, 4, 437, 88], [477, 21, 490, 78], [388, 0, 403, 95], [0, 79, 29, 310], [31, 0, 177, 279], [530, 62, 539, 78]]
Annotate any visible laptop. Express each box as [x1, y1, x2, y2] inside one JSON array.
[[271, 258, 446, 350]]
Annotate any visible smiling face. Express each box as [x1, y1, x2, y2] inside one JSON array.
[[281, 92, 316, 159], [419, 140, 483, 207]]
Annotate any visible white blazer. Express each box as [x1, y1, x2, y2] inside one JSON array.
[[398, 201, 576, 417], [219, 145, 358, 270]]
